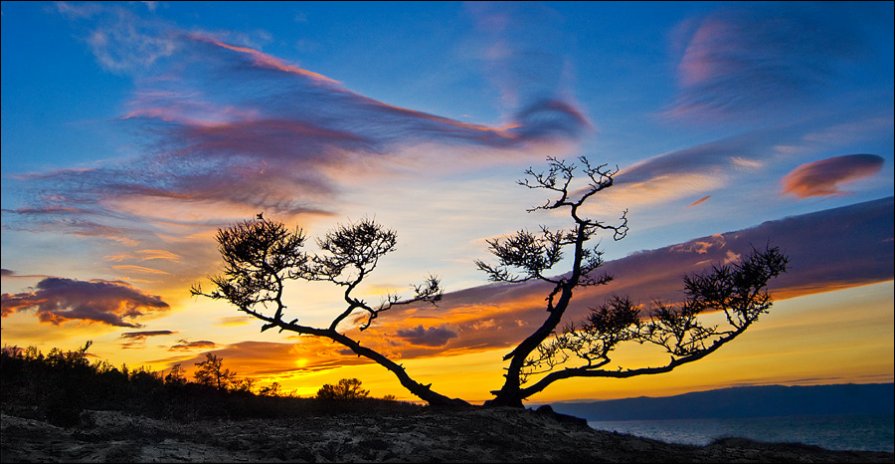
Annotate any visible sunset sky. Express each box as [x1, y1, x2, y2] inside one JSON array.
[[1, 2, 892, 404]]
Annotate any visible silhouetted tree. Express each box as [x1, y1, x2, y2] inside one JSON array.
[[478, 157, 788, 406], [258, 382, 282, 397], [316, 378, 370, 401], [192, 218, 464, 407], [195, 157, 787, 408], [164, 364, 187, 386], [193, 353, 237, 390]]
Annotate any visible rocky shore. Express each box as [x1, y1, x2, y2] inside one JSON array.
[[2, 407, 892, 463]]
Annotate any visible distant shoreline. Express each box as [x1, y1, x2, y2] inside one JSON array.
[[548, 383, 895, 421]]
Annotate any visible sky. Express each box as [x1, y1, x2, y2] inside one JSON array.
[[1, 1, 893, 404]]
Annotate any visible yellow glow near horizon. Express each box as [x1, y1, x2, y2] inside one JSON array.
[[258, 281, 895, 402], [3, 281, 891, 403]]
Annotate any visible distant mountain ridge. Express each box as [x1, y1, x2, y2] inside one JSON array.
[[548, 383, 894, 421]]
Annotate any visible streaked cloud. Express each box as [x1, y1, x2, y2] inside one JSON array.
[[0, 277, 169, 327], [782, 154, 885, 198]]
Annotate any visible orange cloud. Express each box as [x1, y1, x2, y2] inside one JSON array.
[[782, 154, 884, 198], [169, 339, 216, 352], [689, 195, 711, 207]]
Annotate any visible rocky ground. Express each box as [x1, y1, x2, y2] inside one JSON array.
[[2, 407, 893, 463]]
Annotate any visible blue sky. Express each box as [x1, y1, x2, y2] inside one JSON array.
[[1, 2, 892, 401]]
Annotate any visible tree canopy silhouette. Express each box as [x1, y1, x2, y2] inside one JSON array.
[[194, 156, 787, 408], [316, 378, 370, 401]]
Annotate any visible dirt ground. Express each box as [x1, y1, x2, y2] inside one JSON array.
[[2, 408, 893, 463]]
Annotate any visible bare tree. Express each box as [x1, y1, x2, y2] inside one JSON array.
[[478, 156, 787, 406], [191, 218, 467, 407]]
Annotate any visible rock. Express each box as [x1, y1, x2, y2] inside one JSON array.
[[2, 409, 892, 463]]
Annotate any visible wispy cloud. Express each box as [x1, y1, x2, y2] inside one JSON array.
[[112, 264, 170, 276], [665, 6, 861, 121], [136, 249, 181, 262], [4, 5, 595, 299], [782, 154, 885, 198], [463, 2, 575, 111], [16, 5, 590, 240], [1, 277, 169, 327]]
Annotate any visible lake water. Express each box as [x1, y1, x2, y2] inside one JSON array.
[[588, 415, 894, 452]]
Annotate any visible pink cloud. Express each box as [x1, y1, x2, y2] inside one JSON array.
[[665, 7, 860, 121], [1, 277, 170, 327], [782, 154, 884, 198]]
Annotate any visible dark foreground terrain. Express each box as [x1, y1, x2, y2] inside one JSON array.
[[2, 407, 893, 463]]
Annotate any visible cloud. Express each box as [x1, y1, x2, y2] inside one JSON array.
[[665, 6, 861, 120], [216, 315, 253, 327], [0, 269, 53, 281], [689, 195, 711, 207], [120, 330, 175, 339], [120, 329, 175, 348], [370, 196, 895, 358], [1, 277, 169, 327], [112, 264, 170, 276], [15, 8, 590, 240], [396, 325, 459, 347], [618, 132, 772, 185], [136, 249, 181, 262], [463, 3, 574, 110], [782, 154, 885, 198], [77, 6, 177, 73], [6, 6, 594, 298], [169, 339, 216, 351]]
